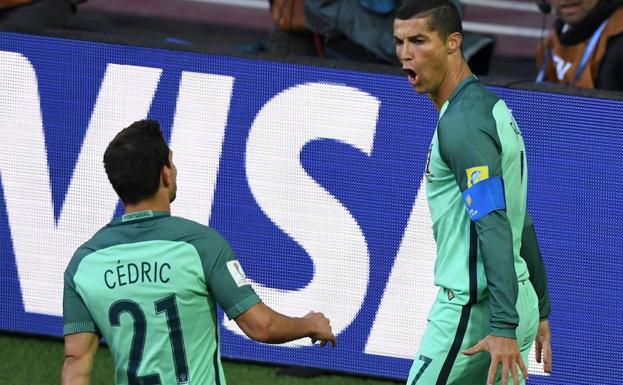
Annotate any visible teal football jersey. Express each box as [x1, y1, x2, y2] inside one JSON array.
[[63, 210, 260, 385], [425, 76, 530, 337]]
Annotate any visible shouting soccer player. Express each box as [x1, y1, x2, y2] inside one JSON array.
[[61, 120, 336, 385], [393, 1, 552, 384]]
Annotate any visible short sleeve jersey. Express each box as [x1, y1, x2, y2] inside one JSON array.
[[63, 210, 260, 385], [425, 76, 530, 337]]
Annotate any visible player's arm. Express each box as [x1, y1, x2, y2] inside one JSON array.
[[235, 302, 335, 346], [520, 213, 551, 321], [437, 107, 527, 384], [61, 332, 99, 385], [62, 252, 101, 385], [520, 213, 553, 373], [438, 113, 519, 339], [198, 233, 335, 346]]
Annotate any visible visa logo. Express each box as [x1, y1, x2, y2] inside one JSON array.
[[0, 50, 546, 375]]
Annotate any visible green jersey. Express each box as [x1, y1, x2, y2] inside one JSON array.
[[425, 76, 530, 339], [63, 210, 260, 385]]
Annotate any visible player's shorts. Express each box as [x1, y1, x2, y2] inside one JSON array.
[[406, 280, 539, 385]]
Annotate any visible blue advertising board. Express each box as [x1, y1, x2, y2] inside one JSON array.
[[0, 31, 621, 384]]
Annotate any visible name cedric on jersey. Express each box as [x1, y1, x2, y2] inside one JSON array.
[[104, 261, 172, 289]]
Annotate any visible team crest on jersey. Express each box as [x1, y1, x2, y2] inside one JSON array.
[[466, 166, 489, 187], [447, 289, 455, 301], [226, 260, 251, 287]]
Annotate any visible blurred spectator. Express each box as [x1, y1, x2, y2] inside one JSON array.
[[304, 0, 400, 64], [271, 0, 306, 32], [267, 0, 405, 64], [0, 0, 84, 30], [268, 0, 319, 57], [536, 0, 623, 91], [267, 0, 494, 74]]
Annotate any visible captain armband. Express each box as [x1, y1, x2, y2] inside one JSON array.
[[461, 176, 506, 221]]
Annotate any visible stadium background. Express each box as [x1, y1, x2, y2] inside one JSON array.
[[1, 1, 623, 384]]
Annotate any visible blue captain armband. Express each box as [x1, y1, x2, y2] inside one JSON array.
[[462, 176, 506, 221]]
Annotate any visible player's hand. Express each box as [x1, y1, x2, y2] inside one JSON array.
[[304, 311, 336, 348], [534, 319, 552, 373], [463, 335, 528, 385]]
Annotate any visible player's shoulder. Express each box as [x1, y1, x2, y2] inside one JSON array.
[[444, 79, 500, 122], [65, 225, 111, 277], [439, 80, 504, 140], [165, 216, 222, 238], [164, 216, 231, 250]]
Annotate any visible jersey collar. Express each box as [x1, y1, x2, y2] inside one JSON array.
[[448, 75, 478, 104], [440, 75, 479, 118], [108, 210, 170, 226]]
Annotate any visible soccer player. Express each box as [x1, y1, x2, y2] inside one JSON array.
[[393, 1, 552, 384], [61, 120, 336, 385]]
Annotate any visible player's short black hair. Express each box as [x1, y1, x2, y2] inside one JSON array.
[[396, 0, 463, 40], [104, 119, 171, 205]]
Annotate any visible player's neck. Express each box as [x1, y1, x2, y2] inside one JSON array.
[[430, 59, 473, 111], [124, 191, 171, 215]]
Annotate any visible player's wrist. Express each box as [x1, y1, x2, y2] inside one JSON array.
[[489, 327, 517, 340], [299, 315, 315, 339]]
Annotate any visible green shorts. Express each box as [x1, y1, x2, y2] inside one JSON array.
[[406, 280, 539, 385]]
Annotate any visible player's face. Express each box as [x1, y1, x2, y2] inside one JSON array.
[[167, 151, 177, 203], [394, 16, 449, 94], [552, 0, 599, 25]]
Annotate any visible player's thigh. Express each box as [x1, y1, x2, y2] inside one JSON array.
[[406, 298, 490, 385]]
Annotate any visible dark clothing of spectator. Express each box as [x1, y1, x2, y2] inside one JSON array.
[[304, 0, 399, 64], [597, 33, 623, 89], [537, 0, 623, 91], [0, 0, 84, 30], [266, 0, 493, 74]]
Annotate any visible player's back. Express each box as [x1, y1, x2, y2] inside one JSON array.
[[65, 211, 233, 385]]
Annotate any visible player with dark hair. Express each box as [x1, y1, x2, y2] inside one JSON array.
[[394, 1, 552, 384], [61, 119, 336, 385]]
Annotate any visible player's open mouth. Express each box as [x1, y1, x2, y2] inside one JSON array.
[[404, 68, 418, 86]]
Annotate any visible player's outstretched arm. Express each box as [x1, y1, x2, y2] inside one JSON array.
[[61, 332, 99, 385], [234, 302, 336, 346]]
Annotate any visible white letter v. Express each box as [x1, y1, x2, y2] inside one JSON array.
[[0, 52, 162, 316]]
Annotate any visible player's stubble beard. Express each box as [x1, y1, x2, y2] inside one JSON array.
[[169, 184, 176, 203]]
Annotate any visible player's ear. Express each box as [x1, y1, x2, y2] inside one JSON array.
[[447, 32, 462, 54], [161, 164, 172, 188], [161, 150, 174, 188]]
